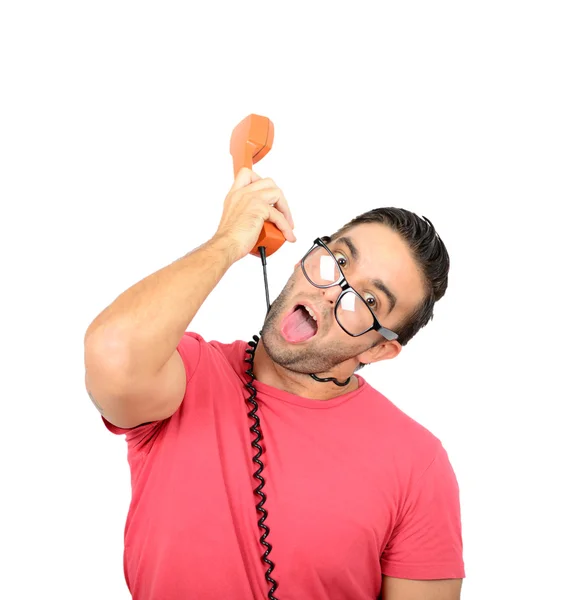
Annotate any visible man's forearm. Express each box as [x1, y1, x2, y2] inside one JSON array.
[[84, 234, 238, 378]]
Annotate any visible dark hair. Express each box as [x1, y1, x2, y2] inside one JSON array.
[[325, 208, 450, 369]]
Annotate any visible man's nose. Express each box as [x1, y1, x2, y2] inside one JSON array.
[[320, 285, 341, 305]]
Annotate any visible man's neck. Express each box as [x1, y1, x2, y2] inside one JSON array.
[[251, 339, 359, 401]]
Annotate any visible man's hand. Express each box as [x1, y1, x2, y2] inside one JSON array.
[[214, 167, 296, 262], [380, 576, 462, 600]]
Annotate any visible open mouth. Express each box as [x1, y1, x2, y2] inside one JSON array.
[[280, 304, 319, 343]]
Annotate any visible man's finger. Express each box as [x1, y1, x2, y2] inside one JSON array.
[[230, 167, 262, 191], [255, 189, 295, 230]]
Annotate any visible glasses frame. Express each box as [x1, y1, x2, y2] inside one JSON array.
[[300, 238, 399, 341]]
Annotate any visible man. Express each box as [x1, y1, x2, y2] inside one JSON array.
[[84, 168, 465, 599]]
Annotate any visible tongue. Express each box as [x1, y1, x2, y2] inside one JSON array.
[[281, 307, 318, 343]]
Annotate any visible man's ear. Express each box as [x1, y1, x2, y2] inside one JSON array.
[[357, 339, 402, 365]]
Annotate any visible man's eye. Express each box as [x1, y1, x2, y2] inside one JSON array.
[[365, 293, 378, 310], [333, 251, 348, 268]]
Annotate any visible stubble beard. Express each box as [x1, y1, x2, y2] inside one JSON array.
[[259, 275, 365, 375]]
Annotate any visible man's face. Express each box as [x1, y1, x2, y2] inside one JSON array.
[[260, 222, 426, 374]]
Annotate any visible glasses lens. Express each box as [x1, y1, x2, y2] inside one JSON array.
[[302, 246, 341, 286], [302, 245, 375, 336], [336, 290, 374, 336]]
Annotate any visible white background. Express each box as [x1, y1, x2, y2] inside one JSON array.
[[1, 1, 586, 599]]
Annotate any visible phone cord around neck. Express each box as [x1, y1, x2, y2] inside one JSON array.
[[309, 372, 351, 386]]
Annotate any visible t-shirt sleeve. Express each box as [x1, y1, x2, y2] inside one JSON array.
[[100, 331, 204, 447], [380, 444, 465, 580]]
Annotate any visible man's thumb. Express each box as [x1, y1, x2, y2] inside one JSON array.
[[231, 167, 261, 191]]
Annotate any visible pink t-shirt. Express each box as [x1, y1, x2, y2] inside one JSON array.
[[102, 332, 464, 599]]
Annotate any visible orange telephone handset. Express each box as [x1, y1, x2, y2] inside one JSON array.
[[230, 114, 286, 258]]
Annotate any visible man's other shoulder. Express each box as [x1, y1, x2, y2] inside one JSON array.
[[360, 379, 443, 459]]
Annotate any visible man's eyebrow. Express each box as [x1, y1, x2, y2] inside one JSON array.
[[337, 236, 359, 261], [335, 236, 397, 314], [373, 279, 397, 315]]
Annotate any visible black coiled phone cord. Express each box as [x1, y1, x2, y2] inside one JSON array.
[[246, 246, 351, 599], [244, 332, 280, 600]]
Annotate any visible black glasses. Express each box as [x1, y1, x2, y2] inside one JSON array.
[[300, 238, 399, 341]]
